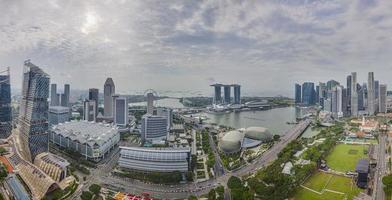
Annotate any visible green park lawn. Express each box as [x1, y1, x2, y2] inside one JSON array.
[[294, 172, 363, 200], [325, 144, 368, 172]]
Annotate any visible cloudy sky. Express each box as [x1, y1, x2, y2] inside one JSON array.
[[1, 0, 392, 97]]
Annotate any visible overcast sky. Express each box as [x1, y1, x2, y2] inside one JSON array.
[[1, 0, 392, 97]]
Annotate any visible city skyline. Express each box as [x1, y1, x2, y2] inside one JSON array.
[[2, 1, 392, 96]]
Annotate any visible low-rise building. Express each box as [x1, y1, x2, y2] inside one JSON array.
[[50, 121, 120, 161], [118, 146, 191, 172], [48, 106, 70, 126], [34, 152, 70, 182]]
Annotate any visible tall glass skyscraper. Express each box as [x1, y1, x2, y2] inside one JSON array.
[[301, 82, 315, 106], [233, 84, 241, 104], [104, 78, 115, 117], [18, 60, 50, 161], [0, 67, 12, 139], [295, 84, 301, 104], [88, 88, 99, 116]]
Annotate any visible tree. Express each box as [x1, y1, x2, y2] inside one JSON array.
[[273, 134, 280, 141], [208, 188, 216, 200], [0, 147, 7, 155], [88, 184, 101, 195], [188, 195, 198, 200], [227, 176, 242, 189], [81, 191, 93, 200]]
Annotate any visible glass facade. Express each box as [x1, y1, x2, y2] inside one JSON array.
[[301, 82, 315, 106], [0, 73, 12, 138], [19, 61, 50, 161]]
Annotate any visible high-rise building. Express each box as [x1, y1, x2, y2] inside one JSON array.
[[88, 88, 99, 117], [357, 84, 364, 111], [316, 85, 320, 104], [295, 84, 301, 104], [141, 114, 168, 142], [83, 99, 96, 122], [211, 84, 222, 105], [114, 96, 128, 127], [346, 75, 352, 114], [331, 86, 343, 118], [379, 84, 387, 113], [367, 72, 375, 115], [104, 78, 115, 117], [19, 60, 50, 161], [50, 84, 59, 106], [375, 80, 380, 112], [223, 85, 231, 104], [302, 82, 315, 106], [342, 88, 349, 117], [351, 72, 358, 116], [61, 84, 70, 107], [327, 80, 339, 91], [157, 107, 173, 131], [146, 92, 154, 115], [319, 82, 327, 103], [233, 84, 241, 104], [0, 67, 12, 139]]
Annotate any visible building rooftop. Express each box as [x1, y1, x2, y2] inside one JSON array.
[[49, 106, 70, 113], [356, 159, 369, 173], [52, 121, 118, 147]]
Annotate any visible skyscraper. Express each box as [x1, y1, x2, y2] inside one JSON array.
[[233, 84, 241, 104], [342, 88, 349, 117], [351, 72, 358, 116], [146, 92, 154, 115], [327, 80, 339, 91], [316, 85, 320, 104], [346, 75, 352, 114], [295, 84, 301, 104], [104, 78, 115, 117], [379, 84, 387, 113], [367, 72, 375, 115], [357, 84, 364, 111], [88, 88, 99, 116], [114, 96, 128, 127], [211, 84, 222, 105], [223, 85, 231, 104], [302, 82, 315, 106], [61, 84, 70, 107], [50, 84, 59, 106], [375, 80, 380, 112], [83, 99, 96, 122], [18, 60, 50, 162], [0, 67, 12, 139]]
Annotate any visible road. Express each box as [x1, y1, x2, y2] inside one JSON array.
[[374, 133, 387, 200], [69, 119, 311, 199]]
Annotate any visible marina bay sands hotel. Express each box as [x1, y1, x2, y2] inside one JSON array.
[[210, 84, 241, 105]]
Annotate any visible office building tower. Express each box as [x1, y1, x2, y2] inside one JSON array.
[[375, 80, 380, 112], [316, 86, 320, 104], [141, 114, 168, 142], [323, 98, 332, 112], [346, 75, 352, 114], [233, 84, 241, 104], [223, 85, 231, 104], [157, 107, 173, 131], [367, 72, 375, 115], [351, 72, 358, 116], [379, 84, 387, 113], [357, 84, 364, 111], [83, 99, 96, 122], [19, 60, 50, 161], [319, 82, 327, 102], [295, 84, 302, 104], [48, 106, 70, 126], [61, 84, 70, 107], [331, 86, 343, 118], [0, 67, 12, 139], [342, 88, 349, 117], [146, 92, 154, 115], [302, 82, 315, 106], [50, 84, 59, 106], [114, 96, 128, 127], [88, 88, 99, 116], [362, 83, 368, 110], [211, 84, 222, 105], [327, 80, 339, 91], [104, 78, 115, 117]]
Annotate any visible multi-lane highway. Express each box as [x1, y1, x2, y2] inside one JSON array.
[[70, 119, 311, 199]]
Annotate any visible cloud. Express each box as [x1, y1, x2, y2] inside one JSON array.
[[1, 0, 392, 97]]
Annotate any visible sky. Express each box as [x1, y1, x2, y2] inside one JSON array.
[[1, 0, 392, 97]]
